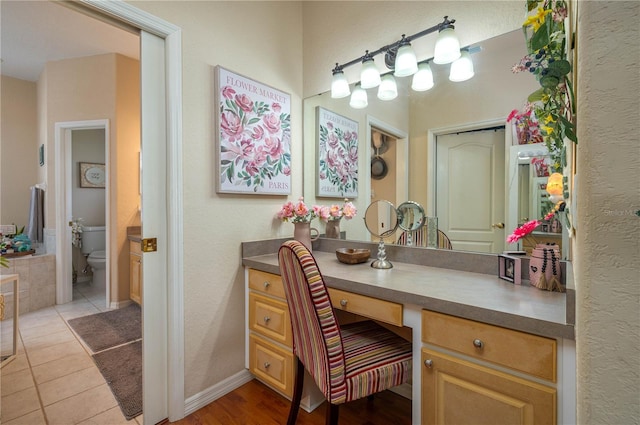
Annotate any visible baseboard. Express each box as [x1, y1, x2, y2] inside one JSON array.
[[109, 299, 133, 309], [389, 382, 412, 400], [184, 369, 254, 416]]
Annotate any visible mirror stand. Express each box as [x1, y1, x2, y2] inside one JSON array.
[[371, 237, 393, 269]]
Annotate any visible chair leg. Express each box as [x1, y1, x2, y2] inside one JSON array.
[[287, 357, 305, 425], [326, 403, 339, 425]]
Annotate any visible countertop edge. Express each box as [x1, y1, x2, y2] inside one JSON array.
[[243, 256, 575, 341]]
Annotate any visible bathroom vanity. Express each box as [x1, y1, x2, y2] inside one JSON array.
[[242, 238, 575, 425]]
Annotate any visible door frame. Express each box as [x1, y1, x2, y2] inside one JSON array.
[[54, 120, 110, 307], [77, 1, 184, 422], [365, 116, 409, 208], [426, 118, 512, 218]]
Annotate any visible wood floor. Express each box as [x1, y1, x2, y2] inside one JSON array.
[[170, 379, 412, 425]]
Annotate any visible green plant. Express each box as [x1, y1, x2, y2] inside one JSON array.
[[513, 0, 576, 172]]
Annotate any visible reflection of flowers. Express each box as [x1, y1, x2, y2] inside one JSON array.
[[219, 86, 291, 190], [328, 199, 357, 221], [278, 197, 329, 223], [319, 121, 358, 196], [507, 104, 543, 145]]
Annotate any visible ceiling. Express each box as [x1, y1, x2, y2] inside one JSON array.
[[1, 1, 139, 82]]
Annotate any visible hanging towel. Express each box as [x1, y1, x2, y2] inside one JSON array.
[[27, 187, 44, 243]]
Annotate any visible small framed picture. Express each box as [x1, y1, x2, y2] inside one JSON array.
[[498, 254, 521, 284], [79, 162, 106, 188]]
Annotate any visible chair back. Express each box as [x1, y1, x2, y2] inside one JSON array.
[[278, 240, 347, 403], [397, 227, 453, 250]]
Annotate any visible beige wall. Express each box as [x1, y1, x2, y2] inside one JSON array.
[[113, 55, 141, 303], [130, 0, 304, 397], [575, 2, 640, 423], [39, 53, 141, 303], [0, 76, 38, 227]]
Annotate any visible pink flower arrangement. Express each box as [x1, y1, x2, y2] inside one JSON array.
[[277, 198, 357, 224], [278, 197, 328, 223], [328, 199, 358, 221]]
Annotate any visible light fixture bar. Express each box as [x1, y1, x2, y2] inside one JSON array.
[[331, 16, 456, 76]]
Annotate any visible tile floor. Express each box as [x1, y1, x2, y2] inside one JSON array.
[[1, 280, 143, 425]]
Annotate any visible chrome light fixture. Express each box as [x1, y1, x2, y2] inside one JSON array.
[[331, 65, 350, 99], [377, 74, 398, 101], [360, 52, 381, 89], [349, 84, 368, 109], [449, 49, 474, 82], [411, 61, 434, 91]]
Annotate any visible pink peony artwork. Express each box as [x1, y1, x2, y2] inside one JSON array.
[[216, 66, 291, 194]]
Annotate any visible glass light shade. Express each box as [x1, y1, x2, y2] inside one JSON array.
[[394, 43, 418, 77], [360, 58, 381, 89], [349, 85, 368, 109], [546, 172, 564, 196], [411, 62, 434, 91], [433, 27, 461, 64], [377, 75, 398, 101], [449, 50, 474, 82], [331, 70, 350, 98]]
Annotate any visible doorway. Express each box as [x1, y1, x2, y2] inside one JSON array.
[[427, 120, 508, 254], [56, 1, 184, 423]]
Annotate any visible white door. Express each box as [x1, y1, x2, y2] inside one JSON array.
[[140, 31, 168, 425], [436, 129, 505, 253]]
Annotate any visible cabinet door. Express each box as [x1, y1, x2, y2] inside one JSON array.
[[422, 349, 556, 425], [130, 253, 142, 305]]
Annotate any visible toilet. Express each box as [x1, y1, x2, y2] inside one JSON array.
[[81, 226, 107, 287]]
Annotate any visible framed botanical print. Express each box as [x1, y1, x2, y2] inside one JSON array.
[[214, 66, 291, 195], [316, 107, 358, 198]]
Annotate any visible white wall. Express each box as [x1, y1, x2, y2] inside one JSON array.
[[575, 2, 640, 423]]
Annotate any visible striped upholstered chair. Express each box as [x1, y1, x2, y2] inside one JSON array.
[[278, 240, 412, 425]]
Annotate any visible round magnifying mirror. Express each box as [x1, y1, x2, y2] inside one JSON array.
[[397, 201, 425, 232], [364, 200, 398, 269], [364, 200, 399, 238]]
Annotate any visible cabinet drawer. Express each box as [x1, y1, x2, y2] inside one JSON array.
[[129, 240, 141, 256], [249, 334, 294, 398], [422, 310, 556, 382], [249, 292, 292, 347], [328, 288, 403, 327], [248, 269, 286, 299]]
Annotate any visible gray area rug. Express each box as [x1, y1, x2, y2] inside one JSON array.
[[93, 340, 142, 420], [68, 303, 141, 352]]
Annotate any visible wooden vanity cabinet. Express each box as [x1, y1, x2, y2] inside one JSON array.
[[421, 310, 557, 425], [246, 268, 404, 405], [129, 240, 142, 305]]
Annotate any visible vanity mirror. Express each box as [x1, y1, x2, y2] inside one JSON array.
[[364, 200, 398, 269], [303, 28, 573, 260]]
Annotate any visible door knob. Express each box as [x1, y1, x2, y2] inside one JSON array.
[[491, 222, 505, 229]]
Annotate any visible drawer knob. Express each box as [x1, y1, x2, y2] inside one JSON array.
[[340, 299, 348, 307], [263, 316, 271, 323], [264, 362, 270, 369], [424, 359, 433, 368], [473, 339, 484, 349], [263, 281, 270, 289]]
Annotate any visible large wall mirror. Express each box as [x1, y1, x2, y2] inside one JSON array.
[[303, 28, 572, 260]]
